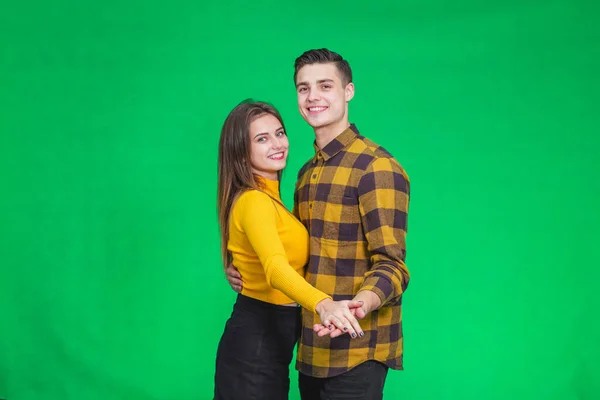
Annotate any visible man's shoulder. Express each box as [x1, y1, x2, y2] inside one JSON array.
[[350, 134, 407, 174], [353, 134, 394, 160]]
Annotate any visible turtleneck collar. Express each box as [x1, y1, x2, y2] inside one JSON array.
[[255, 175, 280, 199]]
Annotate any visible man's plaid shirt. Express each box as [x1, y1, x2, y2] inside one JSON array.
[[293, 124, 410, 378]]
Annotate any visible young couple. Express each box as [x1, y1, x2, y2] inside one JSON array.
[[214, 48, 410, 400]]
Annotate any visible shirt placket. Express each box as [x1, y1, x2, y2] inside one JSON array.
[[307, 152, 325, 222]]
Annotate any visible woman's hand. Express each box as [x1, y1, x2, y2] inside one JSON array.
[[314, 290, 380, 338], [314, 299, 364, 339]]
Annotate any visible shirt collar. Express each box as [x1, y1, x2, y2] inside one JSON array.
[[312, 124, 359, 163]]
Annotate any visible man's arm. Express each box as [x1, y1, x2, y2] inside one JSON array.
[[225, 264, 242, 292], [292, 174, 301, 220], [356, 156, 410, 311]]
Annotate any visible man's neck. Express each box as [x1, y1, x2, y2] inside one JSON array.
[[314, 121, 350, 150]]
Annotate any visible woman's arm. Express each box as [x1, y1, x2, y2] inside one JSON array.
[[236, 191, 363, 337]]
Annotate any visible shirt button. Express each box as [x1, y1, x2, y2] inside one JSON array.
[[312, 174, 317, 179], [309, 204, 313, 209]]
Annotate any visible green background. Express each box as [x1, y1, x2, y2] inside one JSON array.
[[1, 1, 599, 399]]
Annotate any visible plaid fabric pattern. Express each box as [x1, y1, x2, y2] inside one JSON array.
[[293, 124, 410, 378]]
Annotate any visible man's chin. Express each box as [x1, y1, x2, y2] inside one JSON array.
[[304, 118, 329, 129]]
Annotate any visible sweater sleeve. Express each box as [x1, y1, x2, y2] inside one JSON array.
[[236, 190, 331, 313]]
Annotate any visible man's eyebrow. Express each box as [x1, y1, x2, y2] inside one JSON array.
[[296, 79, 335, 88]]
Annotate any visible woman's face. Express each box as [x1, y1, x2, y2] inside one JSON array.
[[249, 113, 289, 180]]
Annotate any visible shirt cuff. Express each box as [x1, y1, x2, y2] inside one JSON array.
[[358, 275, 395, 306]]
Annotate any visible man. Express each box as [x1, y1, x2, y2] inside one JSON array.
[[226, 48, 410, 399]]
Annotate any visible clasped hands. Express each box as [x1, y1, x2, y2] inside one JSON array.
[[313, 298, 366, 339], [225, 264, 379, 339]]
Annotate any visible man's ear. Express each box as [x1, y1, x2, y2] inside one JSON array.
[[345, 82, 355, 102]]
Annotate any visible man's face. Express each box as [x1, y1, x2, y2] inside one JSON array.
[[295, 63, 354, 132]]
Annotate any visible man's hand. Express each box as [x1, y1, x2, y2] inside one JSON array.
[[225, 264, 243, 293], [351, 290, 381, 319]]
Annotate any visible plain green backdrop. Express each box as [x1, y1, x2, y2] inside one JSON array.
[[1, 0, 599, 399]]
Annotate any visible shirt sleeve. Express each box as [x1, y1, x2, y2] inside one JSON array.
[[292, 189, 301, 220], [236, 190, 331, 313], [357, 157, 411, 306]]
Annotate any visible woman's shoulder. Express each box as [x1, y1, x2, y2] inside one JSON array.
[[234, 189, 274, 211]]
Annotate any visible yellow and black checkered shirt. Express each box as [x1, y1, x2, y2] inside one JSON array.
[[293, 124, 410, 378]]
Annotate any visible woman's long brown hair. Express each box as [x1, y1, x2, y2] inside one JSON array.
[[217, 99, 286, 271]]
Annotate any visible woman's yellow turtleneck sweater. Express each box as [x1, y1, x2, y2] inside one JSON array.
[[227, 177, 330, 312]]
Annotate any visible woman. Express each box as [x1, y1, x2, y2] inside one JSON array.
[[214, 100, 363, 399]]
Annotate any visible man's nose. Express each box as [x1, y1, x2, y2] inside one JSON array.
[[307, 88, 320, 102]]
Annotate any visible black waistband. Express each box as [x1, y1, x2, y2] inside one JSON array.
[[235, 293, 300, 315]]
